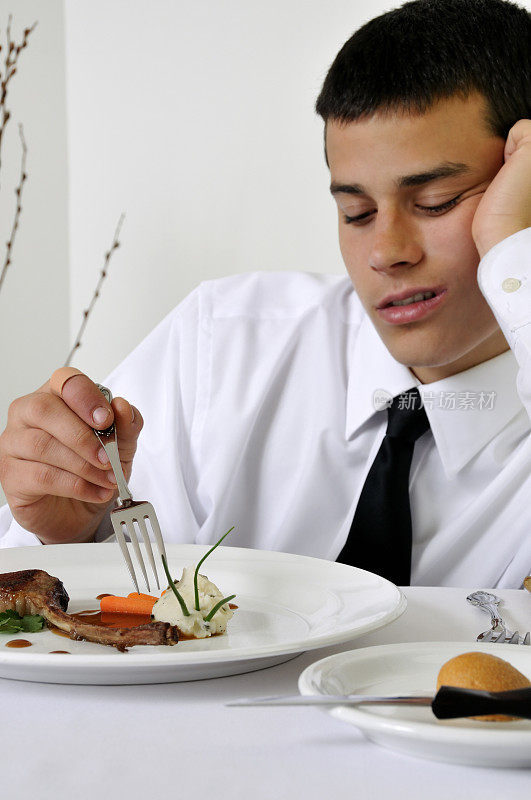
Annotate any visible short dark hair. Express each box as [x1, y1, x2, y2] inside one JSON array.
[[315, 0, 531, 140]]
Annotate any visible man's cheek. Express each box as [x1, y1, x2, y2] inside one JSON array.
[[342, 257, 366, 296], [432, 202, 479, 254], [339, 234, 367, 280], [337, 227, 351, 267]]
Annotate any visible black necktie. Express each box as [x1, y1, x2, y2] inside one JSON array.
[[337, 388, 430, 585]]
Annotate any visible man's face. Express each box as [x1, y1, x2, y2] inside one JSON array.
[[326, 94, 509, 383]]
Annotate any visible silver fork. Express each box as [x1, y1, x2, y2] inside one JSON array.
[[92, 384, 166, 593], [466, 590, 530, 646]]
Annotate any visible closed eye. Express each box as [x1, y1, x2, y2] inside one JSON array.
[[343, 194, 463, 225], [344, 210, 374, 224], [417, 194, 463, 214]]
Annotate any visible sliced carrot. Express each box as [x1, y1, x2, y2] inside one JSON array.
[[100, 594, 157, 615], [127, 592, 158, 603]]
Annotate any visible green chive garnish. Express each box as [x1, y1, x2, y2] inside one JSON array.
[[194, 526, 235, 611], [204, 594, 236, 622], [161, 553, 190, 617]]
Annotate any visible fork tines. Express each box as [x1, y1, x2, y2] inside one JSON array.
[[479, 629, 531, 646], [110, 501, 167, 594]]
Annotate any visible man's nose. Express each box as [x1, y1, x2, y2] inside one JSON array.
[[368, 211, 423, 272]]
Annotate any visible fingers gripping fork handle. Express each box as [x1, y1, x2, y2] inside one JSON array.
[[93, 385, 132, 503]]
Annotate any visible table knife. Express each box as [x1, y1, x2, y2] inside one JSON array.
[[228, 685, 531, 719]]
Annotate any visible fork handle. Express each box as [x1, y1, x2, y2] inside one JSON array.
[[96, 435, 132, 504], [467, 592, 504, 629], [92, 385, 132, 504], [480, 603, 503, 629]]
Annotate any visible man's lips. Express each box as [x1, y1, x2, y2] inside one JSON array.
[[376, 285, 446, 309], [375, 286, 448, 325]]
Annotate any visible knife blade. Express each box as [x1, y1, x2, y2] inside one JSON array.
[[228, 694, 433, 707], [228, 685, 531, 719]]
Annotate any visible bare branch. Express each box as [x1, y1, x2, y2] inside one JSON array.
[[0, 17, 37, 191], [64, 214, 126, 367], [0, 123, 27, 294]]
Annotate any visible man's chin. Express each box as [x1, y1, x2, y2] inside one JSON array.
[[383, 340, 489, 384], [388, 350, 442, 368], [375, 328, 446, 369]]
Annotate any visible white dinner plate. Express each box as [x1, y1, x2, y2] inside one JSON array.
[[298, 641, 531, 768], [0, 542, 405, 684]]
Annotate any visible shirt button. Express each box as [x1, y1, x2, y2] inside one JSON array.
[[501, 277, 521, 292]]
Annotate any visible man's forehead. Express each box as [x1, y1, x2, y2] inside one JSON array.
[[324, 95, 499, 188], [326, 93, 496, 149]]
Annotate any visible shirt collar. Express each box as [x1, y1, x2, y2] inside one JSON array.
[[346, 314, 525, 478], [346, 314, 418, 439], [416, 349, 523, 478]]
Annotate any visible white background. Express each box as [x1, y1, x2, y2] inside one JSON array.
[[1, 0, 530, 506], [0, 0, 69, 512]]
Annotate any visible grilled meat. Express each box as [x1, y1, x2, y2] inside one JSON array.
[[0, 569, 179, 649]]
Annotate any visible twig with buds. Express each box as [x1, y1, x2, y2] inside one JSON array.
[[64, 214, 126, 367], [0, 17, 37, 190], [0, 122, 26, 293]]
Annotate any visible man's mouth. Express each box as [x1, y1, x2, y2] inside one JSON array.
[[387, 290, 436, 306], [377, 286, 445, 309], [376, 286, 447, 325]]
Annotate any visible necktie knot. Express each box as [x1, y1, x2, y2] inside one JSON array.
[[386, 388, 429, 442]]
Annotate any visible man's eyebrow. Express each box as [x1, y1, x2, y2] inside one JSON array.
[[330, 161, 472, 195], [398, 161, 471, 188]]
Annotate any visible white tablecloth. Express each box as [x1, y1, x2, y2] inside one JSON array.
[[2, 587, 530, 799]]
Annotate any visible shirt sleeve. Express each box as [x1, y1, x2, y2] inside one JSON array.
[[0, 504, 41, 548], [0, 502, 118, 548], [477, 227, 531, 420]]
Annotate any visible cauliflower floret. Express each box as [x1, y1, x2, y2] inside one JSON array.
[[152, 567, 234, 638]]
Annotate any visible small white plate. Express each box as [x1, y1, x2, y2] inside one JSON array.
[[0, 542, 405, 684], [298, 641, 531, 768]]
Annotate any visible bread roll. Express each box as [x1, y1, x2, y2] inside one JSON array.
[[437, 651, 530, 721]]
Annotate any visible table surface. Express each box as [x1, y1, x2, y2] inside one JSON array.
[[2, 586, 530, 800]]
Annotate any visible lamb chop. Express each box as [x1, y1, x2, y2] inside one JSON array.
[[0, 569, 179, 650]]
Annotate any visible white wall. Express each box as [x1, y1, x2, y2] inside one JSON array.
[[0, 0, 69, 504], [63, 0, 390, 381], [0, 0, 391, 507]]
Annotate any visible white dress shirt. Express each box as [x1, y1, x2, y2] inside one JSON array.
[[1, 229, 530, 588]]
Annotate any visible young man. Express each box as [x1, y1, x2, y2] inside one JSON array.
[[0, 0, 530, 588]]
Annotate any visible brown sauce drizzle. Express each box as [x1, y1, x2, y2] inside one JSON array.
[[229, 603, 238, 609], [49, 650, 70, 654], [49, 627, 71, 638], [96, 594, 113, 600], [6, 639, 32, 648]]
